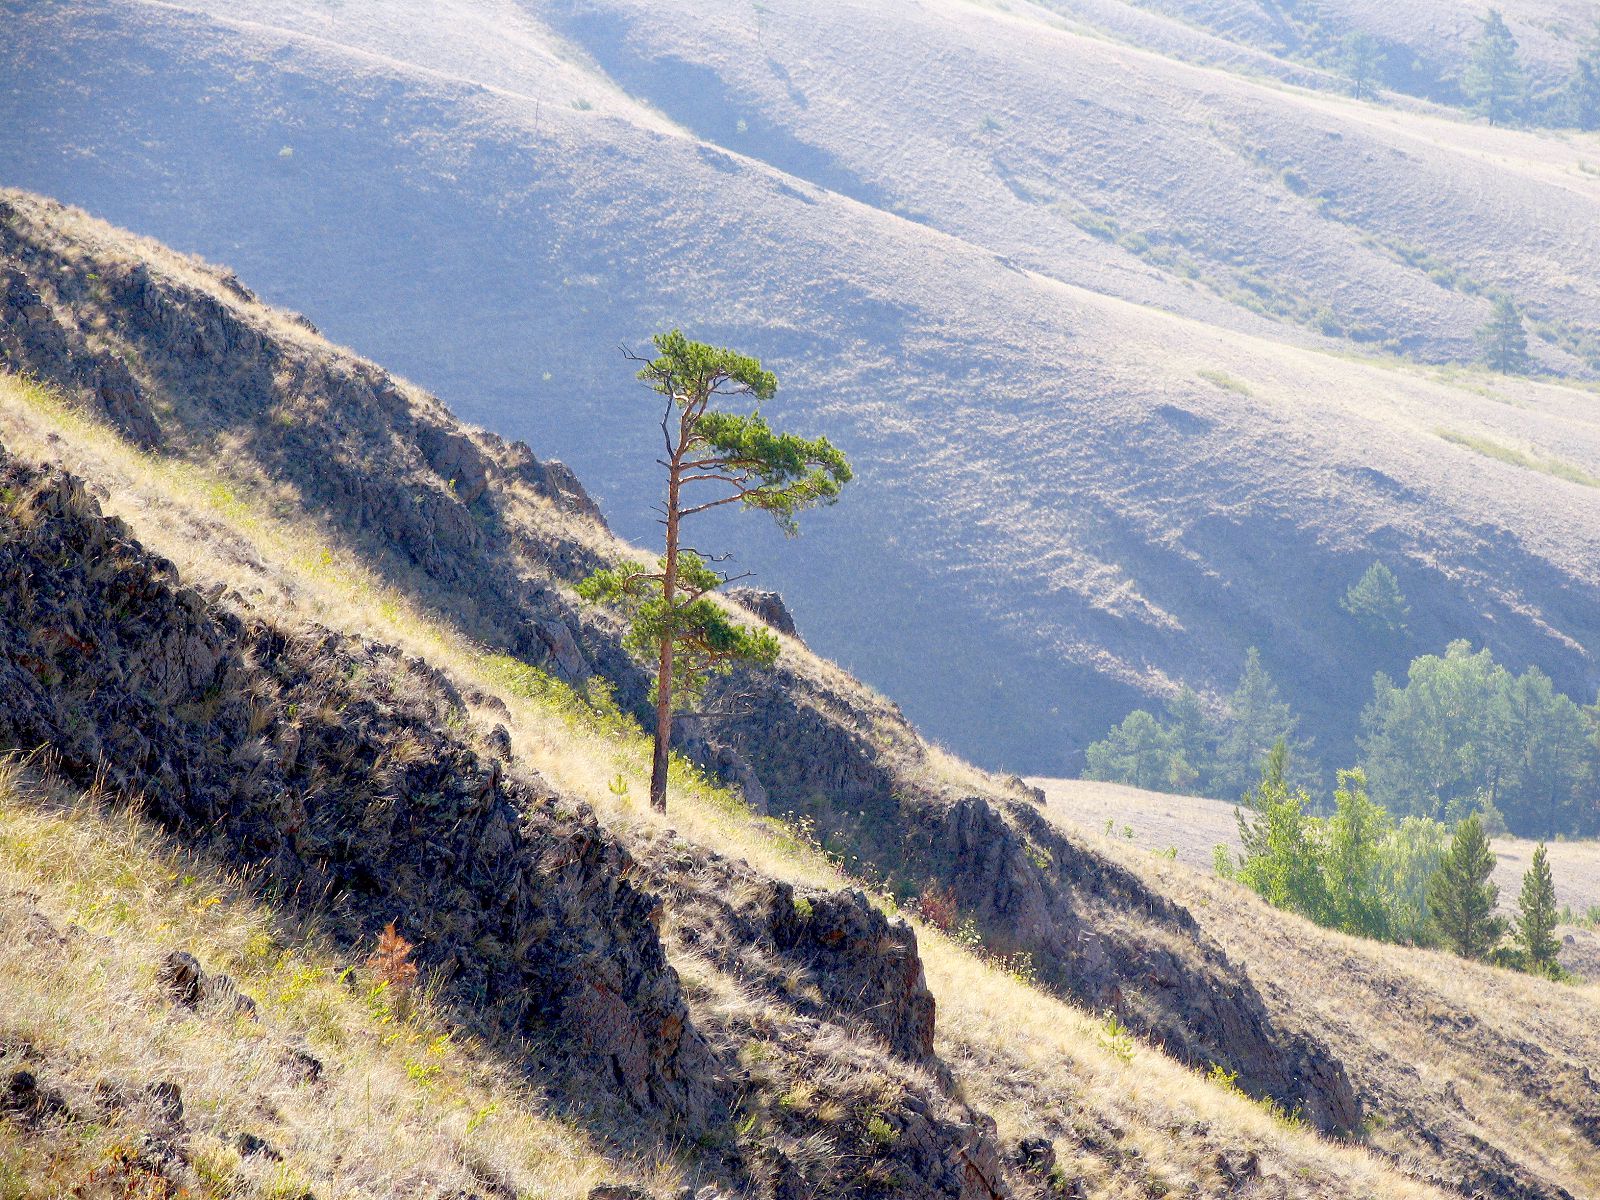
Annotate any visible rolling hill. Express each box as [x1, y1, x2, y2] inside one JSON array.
[[5, 0, 1600, 783]]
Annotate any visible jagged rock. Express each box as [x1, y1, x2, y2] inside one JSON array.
[[727, 588, 799, 639], [534, 617, 592, 682], [1013, 1136, 1055, 1174], [670, 716, 769, 814], [912, 795, 1361, 1134], [145, 1080, 184, 1125], [417, 423, 490, 506], [2, 1068, 68, 1125], [769, 884, 935, 1061], [484, 724, 513, 760], [158, 951, 205, 1006], [282, 1047, 324, 1085], [1215, 1149, 1260, 1184], [506, 441, 607, 527], [236, 1131, 282, 1160], [1003, 775, 1045, 805]]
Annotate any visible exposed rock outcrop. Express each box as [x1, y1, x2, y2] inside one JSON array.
[[632, 830, 1007, 1200], [0, 443, 719, 1126], [727, 588, 800, 640]]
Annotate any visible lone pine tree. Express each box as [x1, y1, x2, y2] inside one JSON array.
[[1477, 295, 1531, 374], [1427, 813, 1503, 959], [1465, 9, 1525, 126], [1341, 561, 1409, 636], [578, 330, 851, 812], [1516, 842, 1560, 975]]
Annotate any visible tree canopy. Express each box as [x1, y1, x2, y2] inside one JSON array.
[[1341, 561, 1409, 637], [1476, 295, 1531, 374], [1465, 9, 1525, 126]]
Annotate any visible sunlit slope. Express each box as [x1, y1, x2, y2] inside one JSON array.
[[541, 0, 1600, 365], [5, 0, 1600, 775]]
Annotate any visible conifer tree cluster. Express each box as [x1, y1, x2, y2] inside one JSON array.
[[1219, 757, 1572, 975]]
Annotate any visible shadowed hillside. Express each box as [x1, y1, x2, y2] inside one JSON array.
[[5, 0, 1600, 779]]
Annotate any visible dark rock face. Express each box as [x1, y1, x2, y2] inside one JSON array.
[[727, 588, 799, 639], [632, 832, 1008, 1200], [915, 796, 1360, 1135], [767, 885, 936, 1062], [0, 444, 719, 1127], [0, 260, 162, 449]]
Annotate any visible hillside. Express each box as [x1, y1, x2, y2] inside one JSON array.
[[5, 0, 1600, 780], [1, 188, 1598, 1198]]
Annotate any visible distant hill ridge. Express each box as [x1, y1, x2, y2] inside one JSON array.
[[5, 0, 1600, 779]]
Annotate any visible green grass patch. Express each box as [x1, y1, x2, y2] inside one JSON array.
[[1197, 368, 1252, 395], [1436, 428, 1600, 488]]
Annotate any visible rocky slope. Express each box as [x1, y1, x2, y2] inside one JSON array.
[[0, 186, 1365, 1140], [6, 0, 1600, 781], [1, 188, 1595, 1197]]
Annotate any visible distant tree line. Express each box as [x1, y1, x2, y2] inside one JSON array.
[[1085, 568, 1600, 839], [1340, 10, 1600, 132]]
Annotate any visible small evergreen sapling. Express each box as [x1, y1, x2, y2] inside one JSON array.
[[1476, 295, 1531, 374], [1341, 561, 1409, 636], [578, 330, 851, 812]]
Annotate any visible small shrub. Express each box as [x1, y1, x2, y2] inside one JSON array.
[[1197, 368, 1252, 395], [916, 883, 958, 932], [367, 922, 419, 1016], [1098, 1010, 1136, 1063], [863, 1114, 897, 1147]]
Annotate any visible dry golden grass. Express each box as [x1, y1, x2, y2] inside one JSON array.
[[0, 368, 1463, 1198], [0, 759, 675, 1200]]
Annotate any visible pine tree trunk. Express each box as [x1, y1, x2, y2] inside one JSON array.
[[649, 454, 683, 813]]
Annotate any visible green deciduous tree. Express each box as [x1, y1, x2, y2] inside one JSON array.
[[1323, 768, 1392, 939], [1476, 295, 1531, 373], [1226, 742, 1330, 922], [1360, 641, 1598, 837], [1507, 668, 1592, 837], [1360, 641, 1516, 822], [1379, 815, 1451, 945], [1427, 813, 1504, 959], [1516, 842, 1561, 975], [1084, 709, 1181, 792], [1341, 561, 1409, 636], [1465, 9, 1525, 126], [578, 330, 851, 811]]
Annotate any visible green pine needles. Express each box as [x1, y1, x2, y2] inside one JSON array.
[[1426, 813, 1504, 960], [578, 330, 851, 812]]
